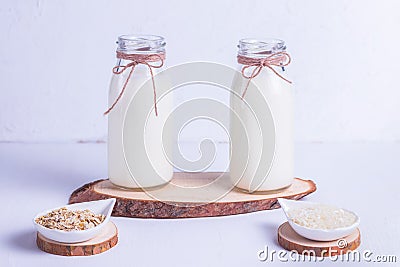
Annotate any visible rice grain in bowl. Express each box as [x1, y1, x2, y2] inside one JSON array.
[[278, 198, 360, 241]]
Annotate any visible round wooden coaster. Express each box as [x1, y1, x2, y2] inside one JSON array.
[[278, 222, 361, 257], [69, 172, 316, 218], [36, 222, 118, 256]]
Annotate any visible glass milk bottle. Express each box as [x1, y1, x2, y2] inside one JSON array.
[[107, 34, 173, 189], [230, 38, 294, 192]]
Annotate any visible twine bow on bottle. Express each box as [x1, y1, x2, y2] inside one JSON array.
[[237, 52, 292, 98], [104, 51, 165, 116]]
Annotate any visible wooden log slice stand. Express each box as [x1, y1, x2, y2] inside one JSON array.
[[278, 222, 361, 257], [36, 222, 118, 256], [69, 172, 316, 219]]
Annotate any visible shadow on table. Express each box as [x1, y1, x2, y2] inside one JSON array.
[[256, 221, 280, 247], [8, 230, 40, 253]]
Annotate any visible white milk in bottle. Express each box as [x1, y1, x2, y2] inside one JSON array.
[[230, 38, 294, 192], [107, 35, 173, 189]]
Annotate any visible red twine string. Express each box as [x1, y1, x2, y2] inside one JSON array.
[[104, 51, 165, 116], [237, 52, 292, 98]]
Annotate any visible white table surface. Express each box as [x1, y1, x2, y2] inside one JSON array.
[[0, 143, 399, 266]]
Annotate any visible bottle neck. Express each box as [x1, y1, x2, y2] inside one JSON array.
[[114, 35, 166, 71], [236, 38, 292, 90], [238, 38, 286, 59], [117, 34, 166, 55]]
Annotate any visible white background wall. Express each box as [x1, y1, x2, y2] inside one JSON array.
[[1, 0, 399, 143]]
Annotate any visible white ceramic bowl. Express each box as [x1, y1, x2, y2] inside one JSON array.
[[277, 198, 360, 241], [33, 198, 116, 243]]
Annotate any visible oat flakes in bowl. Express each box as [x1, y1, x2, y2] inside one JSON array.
[[33, 198, 116, 243]]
